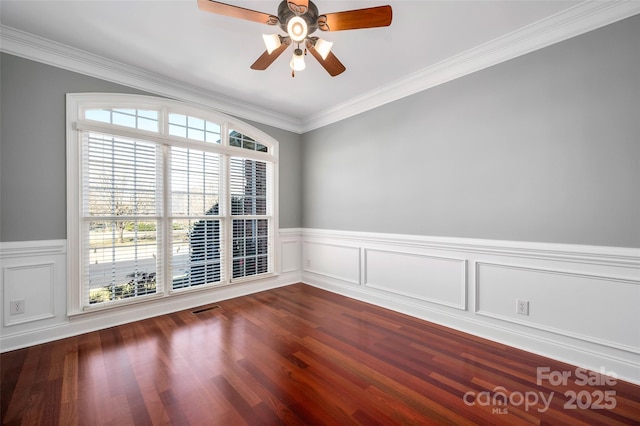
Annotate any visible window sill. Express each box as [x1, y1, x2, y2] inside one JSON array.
[[68, 292, 165, 318], [68, 273, 279, 318]]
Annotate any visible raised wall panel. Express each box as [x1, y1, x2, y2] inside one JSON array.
[[475, 262, 640, 353], [364, 249, 466, 310], [3, 262, 56, 326], [303, 241, 360, 285], [281, 239, 301, 273]]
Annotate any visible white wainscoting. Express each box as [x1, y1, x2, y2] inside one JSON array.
[[280, 228, 303, 274], [303, 241, 361, 285], [301, 228, 640, 385], [0, 229, 303, 352], [475, 262, 640, 354], [3, 230, 639, 385], [365, 248, 467, 310], [1, 240, 66, 329], [3, 262, 56, 326]]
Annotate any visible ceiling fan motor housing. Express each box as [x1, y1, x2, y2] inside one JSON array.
[[278, 0, 319, 36]]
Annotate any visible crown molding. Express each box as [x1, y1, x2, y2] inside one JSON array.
[[301, 1, 640, 132], [0, 25, 304, 134], [2, 1, 639, 134]]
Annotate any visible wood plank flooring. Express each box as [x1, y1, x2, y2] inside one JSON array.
[[2, 283, 639, 425]]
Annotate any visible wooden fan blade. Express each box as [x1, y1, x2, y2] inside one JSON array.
[[198, 0, 278, 25], [306, 41, 346, 77], [318, 5, 392, 31], [287, 0, 309, 15], [250, 41, 290, 70]]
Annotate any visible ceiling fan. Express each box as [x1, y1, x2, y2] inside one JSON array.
[[197, 0, 392, 77]]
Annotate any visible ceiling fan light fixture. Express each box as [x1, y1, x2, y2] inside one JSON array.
[[290, 48, 306, 71], [314, 38, 333, 60], [198, 0, 393, 77], [287, 16, 308, 42], [262, 34, 282, 54]]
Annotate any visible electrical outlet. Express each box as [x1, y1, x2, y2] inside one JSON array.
[[10, 300, 25, 315], [516, 299, 529, 316], [306, 259, 311, 268]]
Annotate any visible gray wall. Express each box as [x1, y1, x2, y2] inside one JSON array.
[[3, 15, 639, 247], [0, 54, 303, 242], [302, 15, 640, 248]]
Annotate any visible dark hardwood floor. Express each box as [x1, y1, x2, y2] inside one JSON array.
[[2, 283, 639, 425]]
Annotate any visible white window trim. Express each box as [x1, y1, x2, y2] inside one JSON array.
[[66, 93, 280, 316]]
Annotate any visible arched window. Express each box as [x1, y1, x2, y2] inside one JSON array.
[[66, 93, 279, 313]]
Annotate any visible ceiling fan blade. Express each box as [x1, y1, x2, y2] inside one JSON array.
[[250, 40, 291, 70], [287, 0, 309, 15], [198, 0, 278, 25], [317, 5, 392, 31], [306, 40, 346, 77]]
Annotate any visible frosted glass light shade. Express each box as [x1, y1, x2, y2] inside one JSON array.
[[262, 34, 281, 54], [314, 38, 333, 60], [290, 49, 306, 71]]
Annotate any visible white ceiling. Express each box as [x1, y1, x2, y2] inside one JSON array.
[[1, 0, 638, 132]]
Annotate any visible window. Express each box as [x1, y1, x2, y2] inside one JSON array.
[[67, 94, 278, 313]]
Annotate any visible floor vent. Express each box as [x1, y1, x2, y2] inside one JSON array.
[[191, 305, 221, 314]]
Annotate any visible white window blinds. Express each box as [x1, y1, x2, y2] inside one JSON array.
[[230, 157, 271, 278], [170, 147, 223, 289], [83, 132, 162, 304]]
